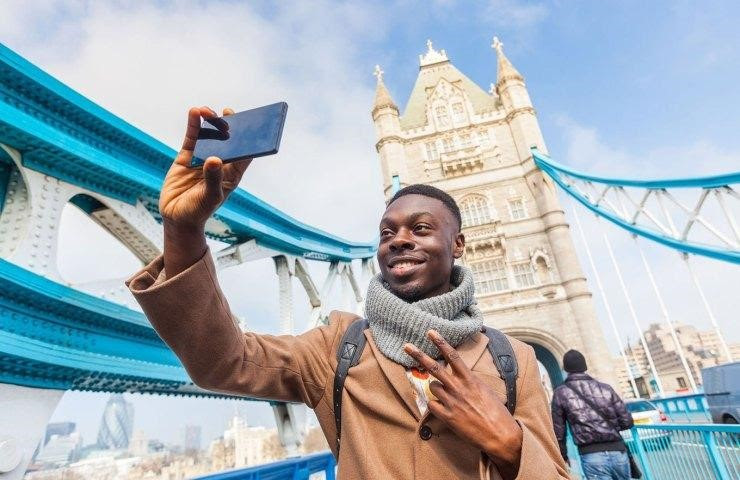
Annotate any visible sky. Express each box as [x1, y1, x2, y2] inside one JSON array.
[[2, 0, 739, 447]]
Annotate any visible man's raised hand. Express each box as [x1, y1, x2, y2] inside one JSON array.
[[403, 330, 523, 480], [159, 106, 251, 229], [160, 107, 251, 277]]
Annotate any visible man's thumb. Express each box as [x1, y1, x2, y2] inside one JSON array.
[[203, 157, 224, 204]]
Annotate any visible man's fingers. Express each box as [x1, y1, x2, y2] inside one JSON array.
[[177, 106, 219, 166], [427, 330, 470, 378], [222, 159, 252, 191], [429, 380, 453, 406], [403, 344, 451, 384], [222, 107, 235, 116], [175, 107, 204, 165], [202, 156, 224, 206], [427, 399, 452, 422]]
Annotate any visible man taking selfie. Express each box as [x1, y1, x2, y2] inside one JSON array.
[[126, 107, 569, 479]]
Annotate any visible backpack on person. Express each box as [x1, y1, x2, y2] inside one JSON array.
[[332, 318, 518, 453]]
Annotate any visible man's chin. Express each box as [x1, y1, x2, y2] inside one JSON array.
[[387, 282, 424, 302]]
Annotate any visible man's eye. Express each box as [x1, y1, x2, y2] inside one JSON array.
[[414, 224, 431, 232], [380, 229, 394, 237]]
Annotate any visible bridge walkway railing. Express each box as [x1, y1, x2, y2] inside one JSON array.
[[193, 451, 336, 480], [192, 424, 739, 480], [624, 424, 739, 480]]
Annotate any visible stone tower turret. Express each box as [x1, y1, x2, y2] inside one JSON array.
[[371, 65, 407, 196]]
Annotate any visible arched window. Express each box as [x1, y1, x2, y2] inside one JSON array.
[[435, 105, 449, 127], [460, 196, 492, 228], [442, 137, 455, 153], [512, 262, 535, 288], [451, 102, 466, 123], [471, 258, 508, 294]]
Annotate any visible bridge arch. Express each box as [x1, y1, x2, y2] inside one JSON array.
[[503, 326, 568, 387]]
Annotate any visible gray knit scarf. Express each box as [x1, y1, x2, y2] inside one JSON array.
[[364, 265, 484, 367]]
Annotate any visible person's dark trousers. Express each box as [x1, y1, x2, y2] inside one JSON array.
[[581, 451, 630, 480]]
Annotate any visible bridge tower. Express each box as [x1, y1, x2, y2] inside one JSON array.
[[371, 39, 618, 388]]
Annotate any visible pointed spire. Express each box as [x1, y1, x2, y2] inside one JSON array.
[[492, 36, 523, 83], [372, 64, 398, 114]]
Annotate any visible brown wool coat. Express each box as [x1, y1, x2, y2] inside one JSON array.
[[126, 250, 570, 480]]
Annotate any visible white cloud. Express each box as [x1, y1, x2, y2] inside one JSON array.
[[484, 0, 548, 29], [554, 114, 740, 177]]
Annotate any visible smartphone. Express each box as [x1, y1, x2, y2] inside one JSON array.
[[190, 102, 288, 168]]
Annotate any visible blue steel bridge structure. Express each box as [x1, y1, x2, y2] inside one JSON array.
[[0, 42, 738, 479]]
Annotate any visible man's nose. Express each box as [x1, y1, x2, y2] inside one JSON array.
[[389, 230, 415, 251]]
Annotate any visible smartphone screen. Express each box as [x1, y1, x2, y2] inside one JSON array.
[[190, 102, 288, 167]]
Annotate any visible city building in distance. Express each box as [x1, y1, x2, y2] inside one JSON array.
[[615, 322, 740, 397], [96, 394, 134, 450]]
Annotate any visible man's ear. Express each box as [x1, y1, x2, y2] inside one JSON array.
[[453, 232, 465, 259]]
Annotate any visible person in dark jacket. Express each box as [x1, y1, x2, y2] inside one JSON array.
[[551, 350, 634, 480]]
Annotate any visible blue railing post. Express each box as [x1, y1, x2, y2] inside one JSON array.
[[630, 427, 654, 480], [325, 455, 336, 480], [702, 430, 731, 480]]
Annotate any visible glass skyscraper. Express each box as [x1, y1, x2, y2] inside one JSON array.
[[96, 394, 134, 449]]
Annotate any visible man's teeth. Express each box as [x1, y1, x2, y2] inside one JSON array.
[[394, 261, 419, 268]]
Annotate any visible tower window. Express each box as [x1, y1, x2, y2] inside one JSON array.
[[512, 262, 535, 288], [676, 377, 687, 389], [471, 258, 509, 294], [460, 134, 472, 148], [479, 130, 490, 147], [425, 142, 439, 161], [452, 102, 466, 122], [442, 138, 455, 153], [461, 196, 492, 227], [435, 106, 449, 127], [508, 198, 527, 220]]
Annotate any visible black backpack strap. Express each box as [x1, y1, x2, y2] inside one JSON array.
[[483, 327, 518, 415], [333, 318, 369, 454]]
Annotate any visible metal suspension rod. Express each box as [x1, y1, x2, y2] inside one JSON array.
[[599, 217, 665, 397], [683, 254, 733, 363], [715, 187, 740, 244], [633, 237, 698, 392], [569, 199, 639, 398], [274, 256, 294, 335], [612, 189, 698, 393]]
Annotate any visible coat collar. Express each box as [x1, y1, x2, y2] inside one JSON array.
[[364, 329, 490, 422]]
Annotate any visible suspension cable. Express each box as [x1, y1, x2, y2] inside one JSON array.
[[598, 217, 665, 397], [569, 199, 639, 398]]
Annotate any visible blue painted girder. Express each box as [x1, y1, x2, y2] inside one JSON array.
[[532, 148, 740, 264], [0, 43, 377, 262], [0, 257, 261, 397]]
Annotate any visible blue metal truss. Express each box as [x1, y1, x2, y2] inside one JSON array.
[[0, 43, 377, 262], [532, 148, 740, 264], [0, 257, 266, 397]]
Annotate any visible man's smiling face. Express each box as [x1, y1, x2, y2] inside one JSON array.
[[377, 193, 465, 302]]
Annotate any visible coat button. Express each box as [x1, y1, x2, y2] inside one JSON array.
[[419, 425, 432, 441]]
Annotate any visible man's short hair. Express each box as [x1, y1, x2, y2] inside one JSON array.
[[387, 184, 462, 231]]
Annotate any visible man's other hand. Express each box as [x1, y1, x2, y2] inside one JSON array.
[[404, 330, 523, 479]]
